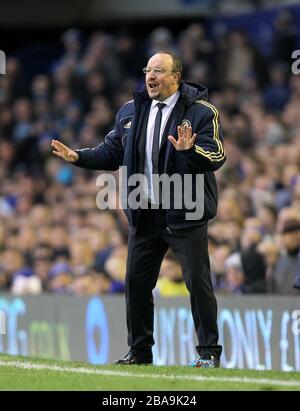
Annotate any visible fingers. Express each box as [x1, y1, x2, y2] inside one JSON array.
[[177, 126, 182, 139], [177, 125, 193, 141], [51, 139, 59, 147], [51, 139, 76, 161], [169, 128, 197, 151], [51, 139, 65, 150], [168, 135, 177, 147], [177, 125, 187, 140], [52, 149, 72, 158], [52, 140, 73, 155], [51, 139, 63, 155], [52, 150, 63, 158]]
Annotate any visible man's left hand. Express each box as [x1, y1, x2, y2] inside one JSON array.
[[168, 125, 197, 151]]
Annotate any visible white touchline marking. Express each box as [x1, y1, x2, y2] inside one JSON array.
[[0, 360, 300, 388]]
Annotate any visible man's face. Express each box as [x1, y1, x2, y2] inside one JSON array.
[[145, 53, 180, 101], [282, 231, 300, 254]]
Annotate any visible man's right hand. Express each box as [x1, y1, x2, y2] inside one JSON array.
[[51, 139, 79, 162]]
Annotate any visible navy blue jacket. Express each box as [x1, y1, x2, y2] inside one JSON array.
[[75, 82, 226, 231]]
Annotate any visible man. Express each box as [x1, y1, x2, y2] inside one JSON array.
[[52, 51, 225, 367], [272, 214, 300, 295]]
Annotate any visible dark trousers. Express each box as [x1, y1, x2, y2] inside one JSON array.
[[125, 208, 222, 360]]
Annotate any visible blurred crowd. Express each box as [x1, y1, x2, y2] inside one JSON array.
[[1, 10, 300, 296]]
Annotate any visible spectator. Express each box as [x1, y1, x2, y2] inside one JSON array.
[[11, 267, 42, 295], [218, 253, 245, 295], [48, 262, 73, 294], [156, 252, 189, 297], [272, 211, 300, 295], [258, 240, 280, 292]]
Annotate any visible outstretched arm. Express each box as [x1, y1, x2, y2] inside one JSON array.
[[51, 108, 125, 171]]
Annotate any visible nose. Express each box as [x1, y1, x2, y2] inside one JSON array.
[[146, 74, 156, 83], [146, 68, 157, 78]]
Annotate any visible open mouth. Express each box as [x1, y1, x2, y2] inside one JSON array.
[[148, 83, 158, 91]]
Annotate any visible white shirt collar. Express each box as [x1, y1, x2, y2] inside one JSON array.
[[151, 90, 180, 109]]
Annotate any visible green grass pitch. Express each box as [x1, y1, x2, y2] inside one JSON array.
[[0, 354, 300, 391]]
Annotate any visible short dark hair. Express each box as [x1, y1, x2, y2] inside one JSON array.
[[158, 50, 183, 77]]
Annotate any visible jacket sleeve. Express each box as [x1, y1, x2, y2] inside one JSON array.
[[179, 101, 226, 172], [73, 109, 124, 171]]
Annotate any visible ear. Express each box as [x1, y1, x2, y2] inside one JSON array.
[[173, 72, 181, 83]]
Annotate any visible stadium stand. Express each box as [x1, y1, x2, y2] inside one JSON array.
[[1, 9, 300, 296]]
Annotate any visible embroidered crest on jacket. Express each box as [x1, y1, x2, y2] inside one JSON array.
[[180, 119, 191, 128]]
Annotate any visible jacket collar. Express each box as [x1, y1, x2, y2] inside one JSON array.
[[132, 81, 208, 107]]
